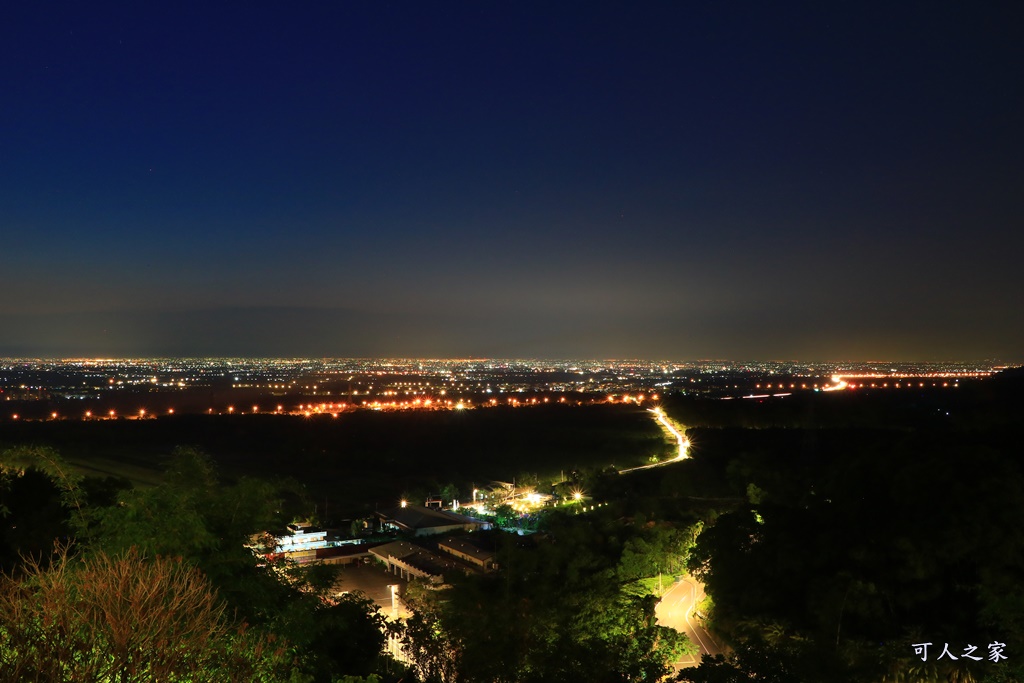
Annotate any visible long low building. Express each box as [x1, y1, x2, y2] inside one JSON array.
[[315, 544, 376, 565], [369, 540, 461, 584], [438, 537, 498, 572], [376, 505, 491, 537]]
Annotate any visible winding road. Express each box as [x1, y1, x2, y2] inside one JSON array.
[[656, 576, 724, 669], [619, 407, 689, 474], [619, 408, 719, 668]]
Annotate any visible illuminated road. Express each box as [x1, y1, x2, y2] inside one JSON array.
[[619, 407, 689, 473], [821, 375, 848, 392], [656, 576, 724, 669]]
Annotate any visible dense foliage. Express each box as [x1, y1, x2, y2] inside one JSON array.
[[0, 446, 390, 682], [673, 428, 1024, 682], [402, 513, 697, 683]]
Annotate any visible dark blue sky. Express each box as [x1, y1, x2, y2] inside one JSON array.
[[3, 2, 1022, 360]]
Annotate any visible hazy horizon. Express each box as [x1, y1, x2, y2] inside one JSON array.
[[4, 4, 1022, 361]]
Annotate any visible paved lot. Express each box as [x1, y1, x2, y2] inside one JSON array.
[[334, 562, 410, 617]]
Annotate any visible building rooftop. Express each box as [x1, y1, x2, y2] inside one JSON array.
[[377, 505, 488, 532], [369, 540, 460, 578], [438, 536, 497, 564]]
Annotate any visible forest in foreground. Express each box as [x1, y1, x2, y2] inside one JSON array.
[[2, 369, 1023, 681]]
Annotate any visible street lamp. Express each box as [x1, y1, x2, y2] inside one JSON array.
[[388, 584, 398, 616]]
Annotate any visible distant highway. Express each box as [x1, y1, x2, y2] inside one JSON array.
[[656, 576, 724, 669], [619, 407, 689, 474]]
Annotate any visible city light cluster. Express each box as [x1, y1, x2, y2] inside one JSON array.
[[0, 358, 1008, 421]]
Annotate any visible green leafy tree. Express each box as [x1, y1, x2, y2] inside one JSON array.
[[402, 513, 691, 682], [438, 482, 460, 504], [618, 521, 699, 584], [0, 466, 70, 572], [0, 446, 133, 572], [80, 447, 390, 681]]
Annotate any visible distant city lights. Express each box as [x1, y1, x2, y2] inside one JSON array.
[[0, 358, 999, 422]]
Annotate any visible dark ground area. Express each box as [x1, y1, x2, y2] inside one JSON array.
[[0, 403, 670, 516]]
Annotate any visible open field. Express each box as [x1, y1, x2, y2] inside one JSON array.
[[0, 404, 671, 511]]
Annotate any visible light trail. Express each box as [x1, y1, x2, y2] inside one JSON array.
[[820, 375, 849, 392], [619, 407, 688, 473]]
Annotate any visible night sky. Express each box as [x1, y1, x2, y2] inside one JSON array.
[[3, 2, 1022, 360]]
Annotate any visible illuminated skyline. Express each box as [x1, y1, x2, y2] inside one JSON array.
[[2, 4, 1022, 360]]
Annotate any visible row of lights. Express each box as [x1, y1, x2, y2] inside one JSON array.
[[758, 381, 960, 389], [606, 394, 659, 403], [6, 393, 648, 420], [10, 408, 169, 420]]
